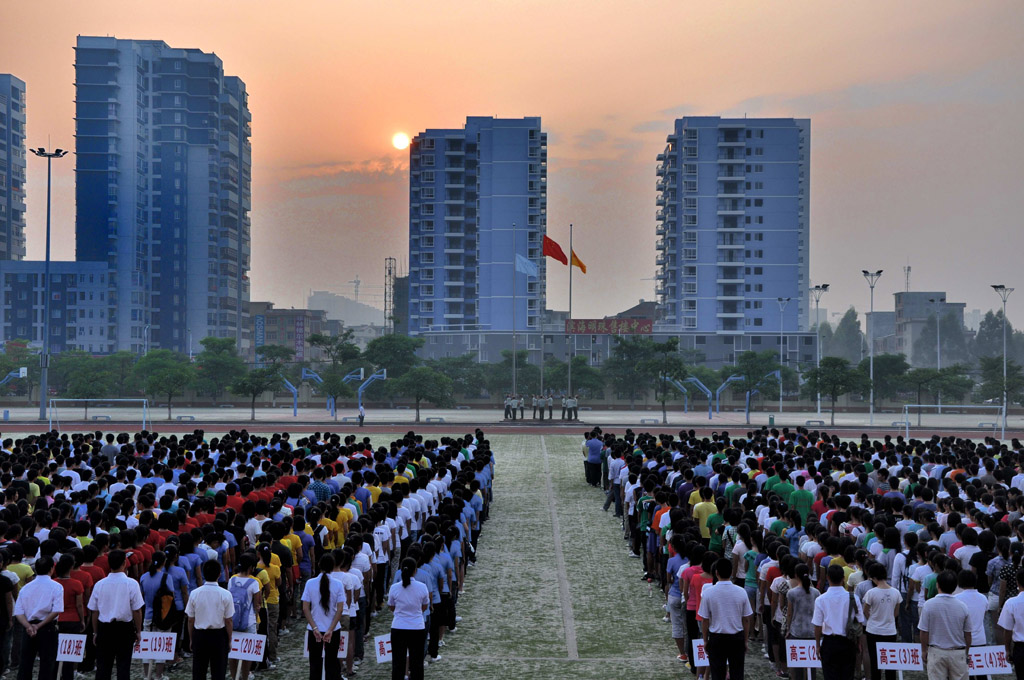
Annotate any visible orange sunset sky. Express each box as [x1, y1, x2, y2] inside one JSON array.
[[3, 0, 1023, 322]]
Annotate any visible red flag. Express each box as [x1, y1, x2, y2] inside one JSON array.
[[542, 235, 568, 266]]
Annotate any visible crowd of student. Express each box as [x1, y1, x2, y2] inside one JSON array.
[[585, 425, 1024, 680], [0, 427, 494, 680]]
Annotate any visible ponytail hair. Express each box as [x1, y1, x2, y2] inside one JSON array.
[[257, 543, 272, 567], [318, 554, 335, 612], [400, 556, 417, 588], [148, 550, 166, 578], [795, 563, 811, 593]]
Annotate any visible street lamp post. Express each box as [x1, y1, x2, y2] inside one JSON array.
[[144, 324, 151, 355], [777, 297, 791, 414], [992, 285, 1014, 438], [810, 284, 830, 415], [929, 297, 945, 413], [30, 147, 68, 422], [862, 270, 883, 426]]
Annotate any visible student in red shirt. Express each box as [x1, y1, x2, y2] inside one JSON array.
[[55, 554, 86, 680]]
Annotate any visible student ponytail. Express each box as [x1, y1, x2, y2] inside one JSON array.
[[318, 555, 335, 612], [796, 563, 811, 593], [148, 551, 166, 578], [401, 556, 416, 588]]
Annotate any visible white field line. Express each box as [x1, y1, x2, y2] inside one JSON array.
[[541, 434, 579, 660]]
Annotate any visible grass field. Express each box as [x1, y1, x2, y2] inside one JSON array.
[[122, 433, 805, 680]]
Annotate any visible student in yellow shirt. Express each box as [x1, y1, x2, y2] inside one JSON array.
[[257, 544, 282, 666]]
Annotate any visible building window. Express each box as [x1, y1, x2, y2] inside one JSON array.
[[422, 171, 434, 182], [421, 285, 434, 296], [421, 269, 434, 281], [421, 301, 433, 313], [421, 220, 434, 232], [421, 138, 435, 150], [421, 187, 434, 199], [421, 236, 434, 248]]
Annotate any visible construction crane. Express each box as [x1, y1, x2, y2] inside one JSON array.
[[349, 276, 361, 303]]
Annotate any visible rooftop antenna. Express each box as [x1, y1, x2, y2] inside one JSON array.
[[903, 264, 911, 292], [349, 275, 361, 302]]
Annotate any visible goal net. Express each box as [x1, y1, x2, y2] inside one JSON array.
[[899, 404, 1006, 438], [48, 399, 149, 432]]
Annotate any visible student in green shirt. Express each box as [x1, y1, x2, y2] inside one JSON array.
[[705, 498, 727, 555], [769, 501, 790, 536], [772, 470, 795, 505], [762, 466, 780, 495], [789, 475, 815, 524]]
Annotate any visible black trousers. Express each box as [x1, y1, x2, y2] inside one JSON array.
[[17, 620, 57, 680], [428, 600, 444, 658], [96, 621, 135, 680], [307, 629, 340, 680], [821, 635, 856, 680], [1013, 642, 1024, 680], [707, 631, 745, 680], [57, 621, 84, 680], [866, 632, 898, 680], [192, 628, 229, 680], [391, 628, 426, 680]]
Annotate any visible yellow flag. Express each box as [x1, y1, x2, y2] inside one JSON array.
[[570, 249, 587, 274]]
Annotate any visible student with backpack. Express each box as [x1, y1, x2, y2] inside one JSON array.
[[139, 551, 175, 680], [227, 554, 262, 680]]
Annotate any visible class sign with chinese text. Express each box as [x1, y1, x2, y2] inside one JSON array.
[[565, 318, 653, 335], [876, 643, 924, 670], [786, 640, 822, 668], [967, 646, 1012, 675]]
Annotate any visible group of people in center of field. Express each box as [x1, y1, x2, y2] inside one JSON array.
[[584, 424, 1024, 680], [0, 426, 494, 680], [502, 395, 580, 420]]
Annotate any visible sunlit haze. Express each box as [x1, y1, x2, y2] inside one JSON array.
[[2, 1, 1023, 321]]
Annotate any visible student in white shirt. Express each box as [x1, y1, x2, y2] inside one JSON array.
[[388, 558, 430, 680], [301, 555, 346, 680]]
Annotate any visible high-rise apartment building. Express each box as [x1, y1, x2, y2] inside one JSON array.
[[0, 75, 27, 260], [74, 36, 251, 354], [655, 117, 809, 334], [407, 117, 547, 336]]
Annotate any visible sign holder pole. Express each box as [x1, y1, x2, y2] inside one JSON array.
[[57, 661, 63, 680]]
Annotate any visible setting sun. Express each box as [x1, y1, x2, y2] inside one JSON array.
[[392, 132, 410, 150]]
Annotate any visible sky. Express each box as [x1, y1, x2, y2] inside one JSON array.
[[3, 0, 1024, 325]]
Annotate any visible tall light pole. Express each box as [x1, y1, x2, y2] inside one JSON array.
[[862, 270, 883, 426], [777, 296, 791, 414], [810, 284, 830, 415], [992, 284, 1014, 436], [929, 297, 945, 413], [144, 324, 151, 355], [30, 147, 68, 421]]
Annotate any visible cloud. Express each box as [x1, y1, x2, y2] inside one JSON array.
[[657, 104, 695, 117], [573, 128, 609, 149], [631, 120, 669, 134]]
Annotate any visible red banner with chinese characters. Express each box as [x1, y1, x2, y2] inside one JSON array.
[[565, 318, 654, 335]]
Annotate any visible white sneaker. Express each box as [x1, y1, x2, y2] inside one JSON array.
[[431, 655, 442, 662], [455, 616, 462, 623]]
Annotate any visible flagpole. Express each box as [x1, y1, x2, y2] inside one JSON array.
[[568, 223, 573, 398], [512, 222, 517, 397]]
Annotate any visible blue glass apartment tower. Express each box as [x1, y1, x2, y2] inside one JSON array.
[[656, 117, 809, 333], [0, 75, 27, 260], [74, 36, 252, 354], [407, 117, 547, 336]]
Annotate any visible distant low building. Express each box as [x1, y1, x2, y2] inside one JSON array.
[[308, 290, 384, 327], [865, 311, 897, 356], [249, 301, 328, 364], [894, 291, 965, 361]]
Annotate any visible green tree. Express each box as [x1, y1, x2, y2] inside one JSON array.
[[637, 339, 687, 424], [392, 366, 454, 422], [901, 368, 942, 426], [427, 353, 488, 398], [974, 310, 1014, 361], [132, 350, 195, 420], [309, 331, 361, 368], [362, 335, 424, 379], [485, 350, 540, 396], [315, 367, 355, 420], [815, 321, 834, 359], [858, 353, 909, 407], [255, 344, 295, 368], [545, 355, 605, 399], [602, 336, 657, 407], [0, 340, 38, 401], [104, 351, 137, 397], [978, 356, 1024, 404], [194, 337, 246, 402], [728, 350, 783, 422], [63, 356, 117, 420], [802, 357, 866, 426], [827, 308, 864, 364], [49, 350, 92, 394], [231, 367, 282, 421], [913, 314, 971, 368], [935, 364, 973, 403]]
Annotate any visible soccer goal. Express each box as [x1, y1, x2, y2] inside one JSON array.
[[899, 404, 1006, 439], [48, 399, 149, 431]]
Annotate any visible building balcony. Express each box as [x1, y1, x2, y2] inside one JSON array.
[[716, 242, 743, 249], [716, 157, 744, 164], [655, 239, 668, 251], [716, 276, 744, 284], [717, 139, 744, 147], [656, 166, 666, 176], [717, 207, 744, 216], [716, 311, 744, 318], [716, 294, 744, 301]]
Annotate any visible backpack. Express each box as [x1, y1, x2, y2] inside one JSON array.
[[152, 572, 177, 630], [228, 576, 254, 632]]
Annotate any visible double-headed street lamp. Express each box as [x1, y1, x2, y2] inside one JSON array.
[[810, 284, 830, 414], [777, 297, 791, 414], [992, 285, 1014, 435], [862, 270, 883, 426], [30, 147, 68, 422]]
